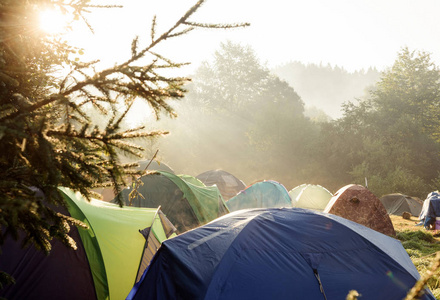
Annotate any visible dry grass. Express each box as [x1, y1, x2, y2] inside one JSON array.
[[390, 215, 427, 232], [390, 214, 440, 299]]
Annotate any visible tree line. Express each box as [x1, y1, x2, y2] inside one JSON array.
[[154, 42, 440, 199], [272, 60, 380, 119]]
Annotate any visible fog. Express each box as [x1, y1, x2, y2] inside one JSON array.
[[77, 0, 440, 198], [125, 43, 373, 192], [120, 41, 440, 200]]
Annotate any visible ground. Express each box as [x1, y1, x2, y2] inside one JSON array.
[[390, 214, 440, 299]]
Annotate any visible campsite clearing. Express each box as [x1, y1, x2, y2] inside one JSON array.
[[391, 214, 440, 299]]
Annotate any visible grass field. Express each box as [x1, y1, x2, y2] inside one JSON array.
[[390, 215, 440, 299]]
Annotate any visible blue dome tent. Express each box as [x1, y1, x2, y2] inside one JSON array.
[[128, 208, 434, 300]]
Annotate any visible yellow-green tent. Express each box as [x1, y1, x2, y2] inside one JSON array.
[[0, 187, 176, 300]]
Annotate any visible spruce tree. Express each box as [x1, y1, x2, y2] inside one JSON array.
[[0, 0, 247, 288]]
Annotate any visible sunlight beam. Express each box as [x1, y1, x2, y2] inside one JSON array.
[[39, 8, 70, 35]]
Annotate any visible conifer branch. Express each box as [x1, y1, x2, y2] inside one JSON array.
[[0, 0, 250, 282], [182, 21, 250, 29], [151, 15, 157, 42]]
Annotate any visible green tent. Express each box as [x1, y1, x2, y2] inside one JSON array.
[[380, 193, 423, 216], [137, 159, 175, 174], [62, 188, 176, 300], [289, 184, 333, 211], [94, 160, 175, 202], [113, 171, 229, 233], [178, 174, 206, 187], [0, 187, 176, 300]]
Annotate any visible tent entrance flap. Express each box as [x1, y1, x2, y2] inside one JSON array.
[[313, 269, 328, 300], [136, 230, 161, 283], [136, 206, 161, 284], [136, 206, 177, 283], [302, 252, 328, 300]]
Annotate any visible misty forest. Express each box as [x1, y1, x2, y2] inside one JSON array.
[[3, 0, 440, 299], [138, 42, 440, 200]]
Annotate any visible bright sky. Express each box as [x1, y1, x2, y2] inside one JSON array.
[[63, 0, 440, 74]]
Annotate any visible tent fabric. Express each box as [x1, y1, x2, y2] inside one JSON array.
[[136, 209, 177, 283], [0, 208, 97, 300], [289, 184, 333, 211], [136, 228, 161, 283], [225, 180, 291, 212], [0, 187, 174, 300], [128, 208, 434, 300], [178, 174, 206, 187], [288, 183, 307, 203], [380, 193, 423, 216], [419, 191, 440, 228], [196, 169, 246, 200], [137, 159, 175, 174], [324, 184, 396, 236], [419, 191, 440, 221], [113, 171, 229, 233], [93, 160, 175, 202]]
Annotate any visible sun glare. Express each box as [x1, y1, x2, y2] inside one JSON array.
[[39, 8, 69, 35]]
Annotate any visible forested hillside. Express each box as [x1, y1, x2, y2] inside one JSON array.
[[272, 61, 381, 119], [143, 43, 440, 200]]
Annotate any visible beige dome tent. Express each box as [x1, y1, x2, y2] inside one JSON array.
[[289, 184, 333, 211], [324, 184, 395, 236]]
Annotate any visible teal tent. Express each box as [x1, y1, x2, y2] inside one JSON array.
[[113, 171, 229, 233], [289, 184, 333, 211], [0, 187, 176, 300], [225, 180, 291, 212]]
